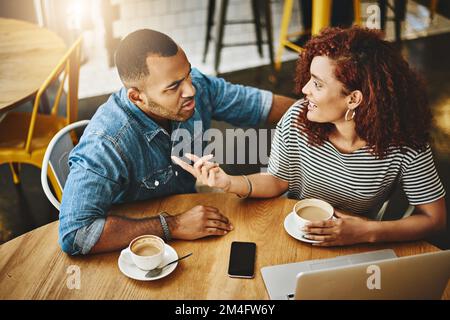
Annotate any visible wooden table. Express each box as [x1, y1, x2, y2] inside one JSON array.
[[0, 193, 448, 299], [0, 18, 67, 113]]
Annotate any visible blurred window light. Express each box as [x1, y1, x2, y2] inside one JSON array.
[[67, 0, 84, 30]]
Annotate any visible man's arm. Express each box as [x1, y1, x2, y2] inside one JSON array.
[[89, 215, 165, 254], [89, 205, 233, 254], [59, 137, 233, 255], [60, 162, 233, 255], [265, 94, 296, 125], [195, 69, 295, 126]]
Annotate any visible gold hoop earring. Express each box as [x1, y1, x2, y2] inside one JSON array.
[[345, 109, 355, 121]]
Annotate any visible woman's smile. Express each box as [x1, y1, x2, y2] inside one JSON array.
[[306, 99, 318, 111]]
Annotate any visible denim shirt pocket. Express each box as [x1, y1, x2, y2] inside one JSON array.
[[142, 165, 174, 189]]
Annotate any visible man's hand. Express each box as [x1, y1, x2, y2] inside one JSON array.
[[171, 153, 232, 191], [169, 205, 233, 240], [301, 209, 374, 246]]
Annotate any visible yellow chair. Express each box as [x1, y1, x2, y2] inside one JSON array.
[[275, 0, 361, 71], [0, 36, 82, 201]]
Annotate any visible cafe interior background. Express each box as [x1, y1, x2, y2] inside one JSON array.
[[0, 0, 449, 249]]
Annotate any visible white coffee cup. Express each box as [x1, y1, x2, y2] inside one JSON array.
[[120, 235, 165, 271], [292, 198, 334, 229]]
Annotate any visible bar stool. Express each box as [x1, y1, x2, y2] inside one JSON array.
[[203, 0, 274, 74], [379, 0, 439, 43], [379, 0, 406, 43], [275, 0, 361, 71]]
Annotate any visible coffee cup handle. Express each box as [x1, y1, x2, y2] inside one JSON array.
[[120, 248, 133, 265]]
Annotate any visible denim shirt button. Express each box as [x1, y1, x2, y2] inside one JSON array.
[[175, 171, 178, 176], [154, 180, 159, 186]]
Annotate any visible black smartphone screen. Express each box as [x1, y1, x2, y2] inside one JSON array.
[[228, 241, 256, 278]]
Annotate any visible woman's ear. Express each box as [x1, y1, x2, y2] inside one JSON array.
[[347, 90, 363, 110]]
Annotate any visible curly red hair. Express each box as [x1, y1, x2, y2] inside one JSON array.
[[294, 26, 431, 158]]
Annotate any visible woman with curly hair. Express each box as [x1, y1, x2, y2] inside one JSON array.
[[172, 26, 446, 246]]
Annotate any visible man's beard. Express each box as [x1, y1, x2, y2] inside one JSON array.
[[146, 98, 194, 122]]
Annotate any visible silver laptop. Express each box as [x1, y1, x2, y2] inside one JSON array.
[[261, 249, 450, 300]]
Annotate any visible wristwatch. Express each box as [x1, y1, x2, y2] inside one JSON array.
[[158, 212, 172, 241]]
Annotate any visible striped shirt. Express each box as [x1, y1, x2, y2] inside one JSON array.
[[267, 101, 446, 218]]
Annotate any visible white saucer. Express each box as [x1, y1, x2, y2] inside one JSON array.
[[118, 244, 178, 281], [283, 212, 323, 244]]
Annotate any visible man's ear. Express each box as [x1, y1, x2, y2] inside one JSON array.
[[127, 87, 145, 108], [347, 90, 363, 110]]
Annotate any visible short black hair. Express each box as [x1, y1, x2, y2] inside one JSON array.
[[115, 29, 178, 84]]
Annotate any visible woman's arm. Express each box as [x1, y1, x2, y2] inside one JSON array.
[[227, 173, 288, 198], [368, 197, 446, 243], [171, 153, 288, 198], [304, 197, 447, 246]]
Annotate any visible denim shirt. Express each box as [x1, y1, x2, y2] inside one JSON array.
[[59, 68, 273, 255]]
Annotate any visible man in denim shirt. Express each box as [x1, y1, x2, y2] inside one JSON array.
[[59, 29, 294, 255]]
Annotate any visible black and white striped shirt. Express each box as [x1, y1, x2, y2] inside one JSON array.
[[267, 102, 446, 218]]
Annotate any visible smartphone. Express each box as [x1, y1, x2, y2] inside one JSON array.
[[228, 241, 256, 278]]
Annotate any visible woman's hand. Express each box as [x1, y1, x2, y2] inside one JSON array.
[[171, 153, 232, 191], [302, 209, 375, 246]]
